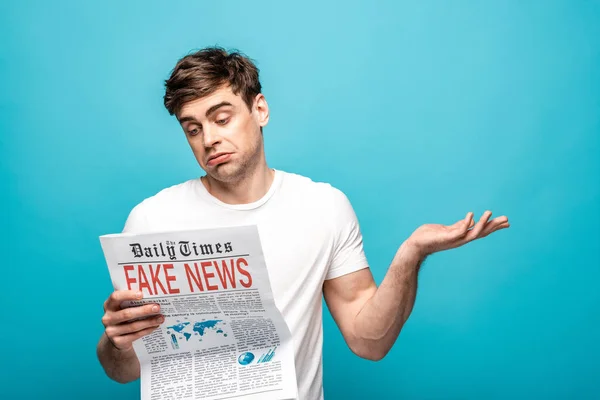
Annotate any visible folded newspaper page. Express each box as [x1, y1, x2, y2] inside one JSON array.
[[100, 225, 298, 400]]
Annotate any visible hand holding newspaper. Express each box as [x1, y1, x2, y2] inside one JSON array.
[[100, 225, 298, 400]]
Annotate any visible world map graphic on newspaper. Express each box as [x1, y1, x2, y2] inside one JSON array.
[[167, 319, 228, 348]]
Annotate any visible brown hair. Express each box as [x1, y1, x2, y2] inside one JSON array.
[[164, 46, 262, 116]]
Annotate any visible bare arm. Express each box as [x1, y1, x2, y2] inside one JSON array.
[[97, 333, 141, 383], [323, 242, 422, 360], [324, 211, 510, 360], [97, 290, 164, 383]]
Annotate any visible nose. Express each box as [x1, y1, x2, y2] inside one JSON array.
[[202, 126, 221, 148]]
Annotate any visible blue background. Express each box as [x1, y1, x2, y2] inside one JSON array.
[[1, 1, 598, 398]]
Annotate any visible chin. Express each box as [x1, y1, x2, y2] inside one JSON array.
[[207, 163, 247, 183]]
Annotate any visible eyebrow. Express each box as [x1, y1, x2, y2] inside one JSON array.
[[178, 101, 234, 123]]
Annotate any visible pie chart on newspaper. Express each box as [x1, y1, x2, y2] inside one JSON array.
[[166, 318, 229, 349]]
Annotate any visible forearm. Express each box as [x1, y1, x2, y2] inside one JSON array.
[[353, 241, 424, 359], [97, 334, 141, 383]]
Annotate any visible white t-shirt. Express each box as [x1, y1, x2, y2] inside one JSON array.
[[122, 169, 369, 400]]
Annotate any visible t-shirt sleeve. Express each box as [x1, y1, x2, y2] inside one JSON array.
[[326, 187, 370, 280]]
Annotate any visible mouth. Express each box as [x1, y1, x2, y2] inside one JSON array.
[[207, 152, 233, 167]]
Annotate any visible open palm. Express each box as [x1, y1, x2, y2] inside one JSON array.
[[408, 211, 510, 257]]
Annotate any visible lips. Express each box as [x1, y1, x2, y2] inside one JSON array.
[[207, 152, 233, 167]]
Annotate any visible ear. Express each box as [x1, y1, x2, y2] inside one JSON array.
[[254, 93, 270, 128]]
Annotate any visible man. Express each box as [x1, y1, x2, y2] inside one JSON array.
[[97, 47, 509, 399]]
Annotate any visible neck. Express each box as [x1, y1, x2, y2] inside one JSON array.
[[201, 162, 275, 205]]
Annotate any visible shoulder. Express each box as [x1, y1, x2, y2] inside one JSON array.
[[136, 178, 199, 212], [122, 178, 199, 233], [279, 170, 347, 202], [278, 170, 353, 215]]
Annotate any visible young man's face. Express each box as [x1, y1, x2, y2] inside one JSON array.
[[177, 85, 269, 183]]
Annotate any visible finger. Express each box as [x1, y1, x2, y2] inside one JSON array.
[[450, 212, 471, 227], [480, 220, 510, 238], [468, 217, 475, 229], [105, 290, 143, 311], [464, 212, 474, 227], [106, 315, 165, 338], [451, 212, 473, 237], [111, 325, 161, 350], [465, 211, 492, 241], [491, 215, 509, 224], [103, 303, 161, 326], [480, 215, 508, 233], [488, 215, 509, 229]]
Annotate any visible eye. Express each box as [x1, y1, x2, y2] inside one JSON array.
[[216, 117, 230, 125], [189, 127, 201, 136]]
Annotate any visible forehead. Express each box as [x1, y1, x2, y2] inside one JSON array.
[[178, 86, 242, 118]]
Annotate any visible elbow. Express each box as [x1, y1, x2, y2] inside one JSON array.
[[360, 351, 387, 362], [349, 341, 390, 362], [111, 375, 137, 385], [347, 326, 397, 361], [101, 365, 139, 385]]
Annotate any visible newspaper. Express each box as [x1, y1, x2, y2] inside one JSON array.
[[100, 225, 298, 400]]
